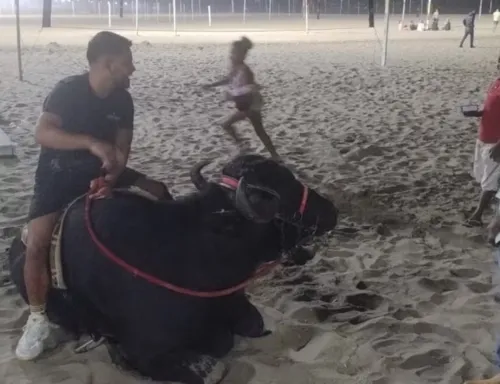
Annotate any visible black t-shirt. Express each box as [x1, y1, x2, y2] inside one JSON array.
[[35, 73, 134, 183]]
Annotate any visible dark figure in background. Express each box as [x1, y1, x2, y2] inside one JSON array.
[[460, 10, 476, 48]]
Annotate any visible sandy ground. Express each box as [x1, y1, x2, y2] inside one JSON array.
[[2, 13, 500, 384]]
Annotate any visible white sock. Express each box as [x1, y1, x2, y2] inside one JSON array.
[[29, 304, 46, 316]]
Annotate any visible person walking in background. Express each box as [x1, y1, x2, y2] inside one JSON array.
[[493, 9, 500, 32], [460, 10, 476, 48]]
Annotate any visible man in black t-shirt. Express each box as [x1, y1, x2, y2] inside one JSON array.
[[16, 31, 172, 361]]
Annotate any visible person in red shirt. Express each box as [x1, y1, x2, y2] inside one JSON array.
[[465, 73, 500, 227]]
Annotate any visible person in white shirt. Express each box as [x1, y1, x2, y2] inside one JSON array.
[[432, 9, 439, 21], [493, 9, 500, 32]]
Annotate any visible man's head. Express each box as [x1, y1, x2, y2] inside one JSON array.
[[86, 31, 135, 90]]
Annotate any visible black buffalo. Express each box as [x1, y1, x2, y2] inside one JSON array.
[[8, 154, 338, 384]]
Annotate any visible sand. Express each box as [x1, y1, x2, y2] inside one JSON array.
[[2, 12, 500, 384]]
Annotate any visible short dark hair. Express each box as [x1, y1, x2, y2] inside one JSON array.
[[86, 31, 132, 64]]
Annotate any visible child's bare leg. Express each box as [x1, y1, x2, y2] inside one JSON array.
[[222, 111, 246, 145], [247, 111, 280, 159]]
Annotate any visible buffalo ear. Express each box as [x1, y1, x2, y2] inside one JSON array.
[[235, 177, 280, 223]]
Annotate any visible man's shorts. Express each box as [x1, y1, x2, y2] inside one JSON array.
[[28, 167, 145, 221], [473, 139, 500, 192]]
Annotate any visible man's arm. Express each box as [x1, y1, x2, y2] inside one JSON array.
[[114, 91, 135, 165], [35, 112, 93, 150], [35, 82, 93, 150], [115, 129, 133, 165]]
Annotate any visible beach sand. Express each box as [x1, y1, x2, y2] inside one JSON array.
[[1, 13, 500, 384]]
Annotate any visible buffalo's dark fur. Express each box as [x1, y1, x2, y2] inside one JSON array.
[[8, 155, 337, 384]]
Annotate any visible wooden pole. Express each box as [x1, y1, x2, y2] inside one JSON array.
[[14, 0, 23, 81]]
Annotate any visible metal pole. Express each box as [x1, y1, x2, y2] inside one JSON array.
[[108, 1, 111, 26], [191, 0, 194, 19], [14, 0, 23, 81], [479, 0, 484, 18], [231, 0, 234, 12], [401, 0, 406, 24], [490, 0, 493, 14], [305, 0, 308, 33], [157, 0, 160, 22], [208, 5, 211, 25], [98, 1, 101, 17], [173, 0, 177, 34], [288, 0, 290, 15], [409, 0, 411, 14], [243, 0, 246, 22], [357, 0, 359, 14], [340, 0, 343, 14], [381, 0, 390, 66], [72, 0, 75, 16], [419, 0, 423, 16], [426, 0, 431, 24], [135, 0, 139, 34], [268, 0, 271, 19]]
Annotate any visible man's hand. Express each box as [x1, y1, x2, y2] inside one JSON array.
[[89, 140, 119, 180], [490, 142, 500, 162]]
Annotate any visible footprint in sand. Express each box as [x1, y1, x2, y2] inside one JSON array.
[[417, 277, 459, 293]]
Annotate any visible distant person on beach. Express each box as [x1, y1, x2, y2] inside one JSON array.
[[460, 10, 476, 48], [15, 31, 171, 361], [409, 20, 417, 30], [432, 9, 439, 22], [202, 37, 280, 159], [417, 20, 425, 31], [493, 9, 500, 32], [463, 57, 500, 227], [443, 18, 451, 31]]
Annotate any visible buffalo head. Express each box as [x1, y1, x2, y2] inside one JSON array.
[[190, 154, 338, 245]]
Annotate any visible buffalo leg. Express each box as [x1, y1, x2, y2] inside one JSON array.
[[106, 341, 227, 384], [224, 293, 270, 338]]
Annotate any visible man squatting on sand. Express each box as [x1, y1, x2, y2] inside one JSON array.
[[464, 56, 500, 227], [16, 31, 172, 361], [203, 37, 280, 160]]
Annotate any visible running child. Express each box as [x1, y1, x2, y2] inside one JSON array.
[[203, 37, 280, 159]]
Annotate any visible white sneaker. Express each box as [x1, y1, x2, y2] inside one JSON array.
[[15, 312, 51, 361]]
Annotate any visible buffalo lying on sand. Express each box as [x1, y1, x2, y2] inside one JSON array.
[[8, 154, 338, 384]]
